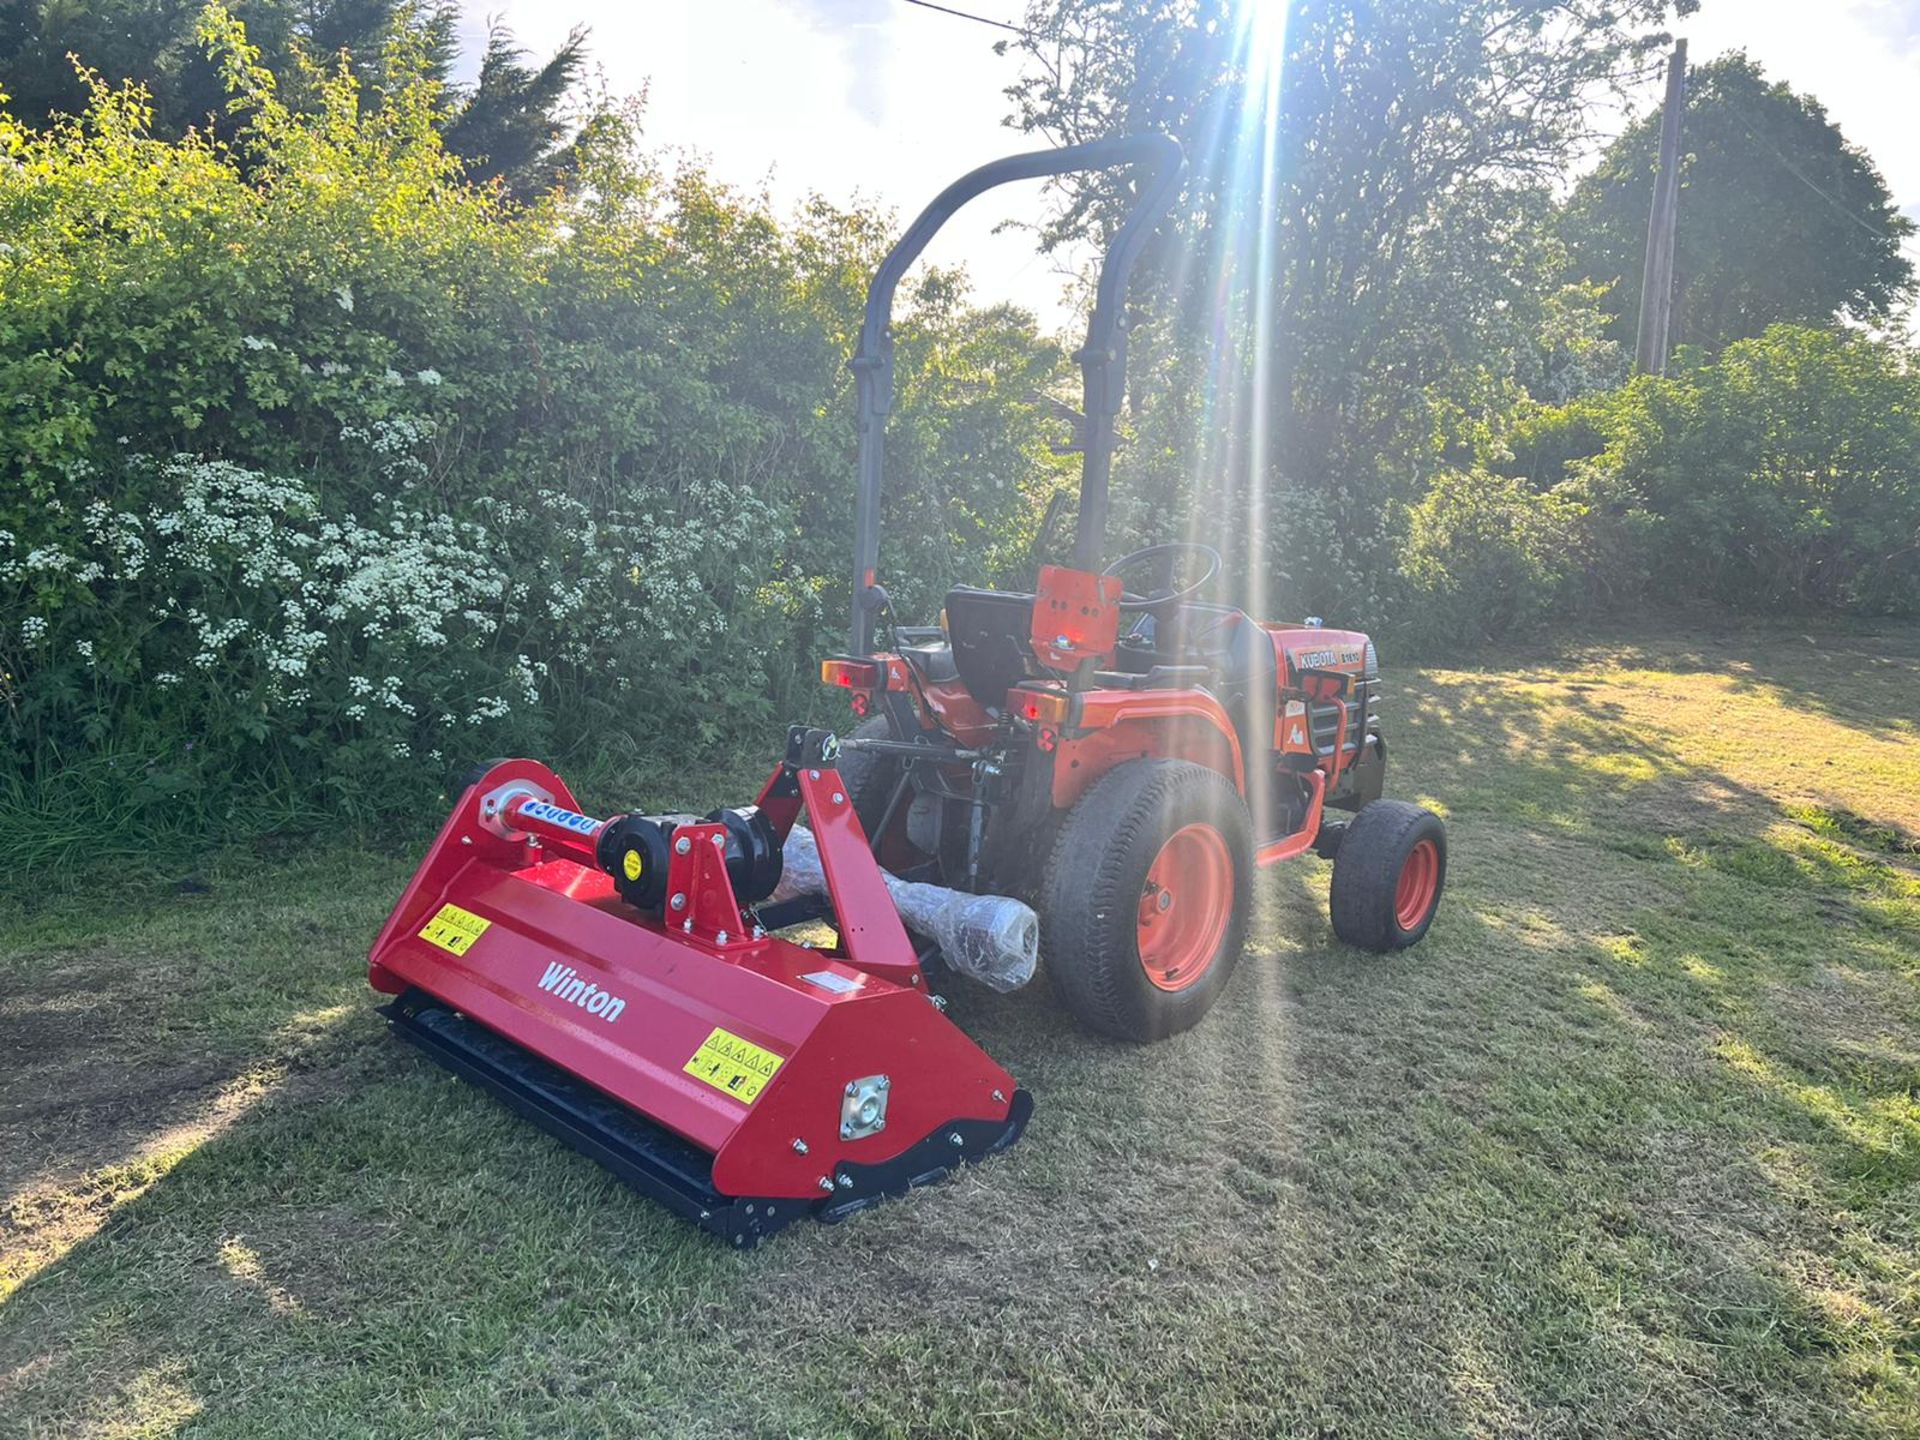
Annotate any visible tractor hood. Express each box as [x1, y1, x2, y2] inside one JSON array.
[[1262, 625, 1377, 685]]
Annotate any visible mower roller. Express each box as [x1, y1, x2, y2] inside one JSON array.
[[370, 132, 1447, 1244]]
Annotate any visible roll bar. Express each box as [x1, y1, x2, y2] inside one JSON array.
[[847, 133, 1187, 655]]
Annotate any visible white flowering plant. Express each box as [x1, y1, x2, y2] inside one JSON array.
[[0, 10, 1074, 849], [2, 447, 820, 817]]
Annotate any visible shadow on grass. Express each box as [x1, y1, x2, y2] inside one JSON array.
[[1, 979, 797, 1435], [2, 631, 1917, 1437], [1568, 622, 1920, 745]]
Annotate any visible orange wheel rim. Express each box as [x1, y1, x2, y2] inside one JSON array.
[[1394, 838, 1440, 931], [1137, 823, 1233, 992]]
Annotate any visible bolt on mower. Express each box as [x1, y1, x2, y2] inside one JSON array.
[[367, 135, 1445, 1247]]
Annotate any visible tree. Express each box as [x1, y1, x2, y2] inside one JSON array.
[[0, 0, 450, 133], [1591, 325, 1920, 612], [441, 20, 588, 199], [0, 0, 592, 198], [1561, 53, 1916, 354], [1002, 0, 1696, 615]]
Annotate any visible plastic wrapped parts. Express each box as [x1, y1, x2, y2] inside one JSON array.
[[770, 827, 1038, 993]]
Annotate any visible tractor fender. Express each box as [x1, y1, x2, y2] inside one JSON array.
[[1050, 690, 1244, 811]]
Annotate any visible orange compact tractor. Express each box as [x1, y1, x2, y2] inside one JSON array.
[[815, 133, 1447, 1041]]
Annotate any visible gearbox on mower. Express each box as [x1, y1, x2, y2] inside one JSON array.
[[368, 133, 1444, 1245]]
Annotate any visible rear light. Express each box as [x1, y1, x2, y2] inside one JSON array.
[[849, 691, 871, 718], [820, 658, 882, 690], [1012, 688, 1072, 727]]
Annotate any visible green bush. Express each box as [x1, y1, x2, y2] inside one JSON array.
[[0, 10, 1069, 853], [1414, 324, 1920, 643], [1397, 464, 1652, 650], [1493, 399, 1612, 488], [1602, 326, 1920, 614]]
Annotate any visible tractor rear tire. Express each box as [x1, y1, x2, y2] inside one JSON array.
[[835, 714, 903, 837], [1328, 800, 1446, 951], [1040, 759, 1253, 1043]]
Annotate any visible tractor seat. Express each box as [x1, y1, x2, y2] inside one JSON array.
[[944, 586, 1037, 707], [898, 642, 960, 686]]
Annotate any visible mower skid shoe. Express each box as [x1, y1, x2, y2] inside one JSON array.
[[384, 991, 1031, 1248], [817, 1086, 1034, 1224]]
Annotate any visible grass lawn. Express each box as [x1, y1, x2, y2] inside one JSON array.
[[2, 623, 1917, 1439]]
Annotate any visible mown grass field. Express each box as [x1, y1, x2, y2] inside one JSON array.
[[2, 623, 1917, 1439]]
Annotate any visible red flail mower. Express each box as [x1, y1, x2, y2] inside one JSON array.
[[369, 136, 1445, 1246]]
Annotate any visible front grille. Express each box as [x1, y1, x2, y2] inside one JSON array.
[[1309, 682, 1381, 756]]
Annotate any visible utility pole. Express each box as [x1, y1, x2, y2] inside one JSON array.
[[1635, 38, 1688, 375]]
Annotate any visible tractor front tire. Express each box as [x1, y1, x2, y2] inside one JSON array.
[[1328, 800, 1446, 951], [1041, 759, 1253, 1043]]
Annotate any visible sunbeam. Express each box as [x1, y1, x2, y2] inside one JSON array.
[[1168, 0, 1295, 842]]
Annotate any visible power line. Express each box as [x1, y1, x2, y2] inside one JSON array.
[[899, 0, 1029, 40], [1737, 119, 1905, 243], [895, 0, 1134, 65]]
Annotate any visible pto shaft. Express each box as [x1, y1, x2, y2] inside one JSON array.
[[475, 783, 782, 914]]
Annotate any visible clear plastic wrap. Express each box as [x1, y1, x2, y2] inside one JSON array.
[[768, 827, 1038, 993]]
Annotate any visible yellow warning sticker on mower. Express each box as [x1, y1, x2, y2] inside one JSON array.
[[419, 902, 492, 956], [684, 1026, 785, 1105]]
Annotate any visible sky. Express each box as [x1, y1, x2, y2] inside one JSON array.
[[454, 0, 1064, 320], [452, 0, 1920, 335]]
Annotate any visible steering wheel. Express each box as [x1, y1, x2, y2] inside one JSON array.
[[1103, 543, 1222, 615]]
